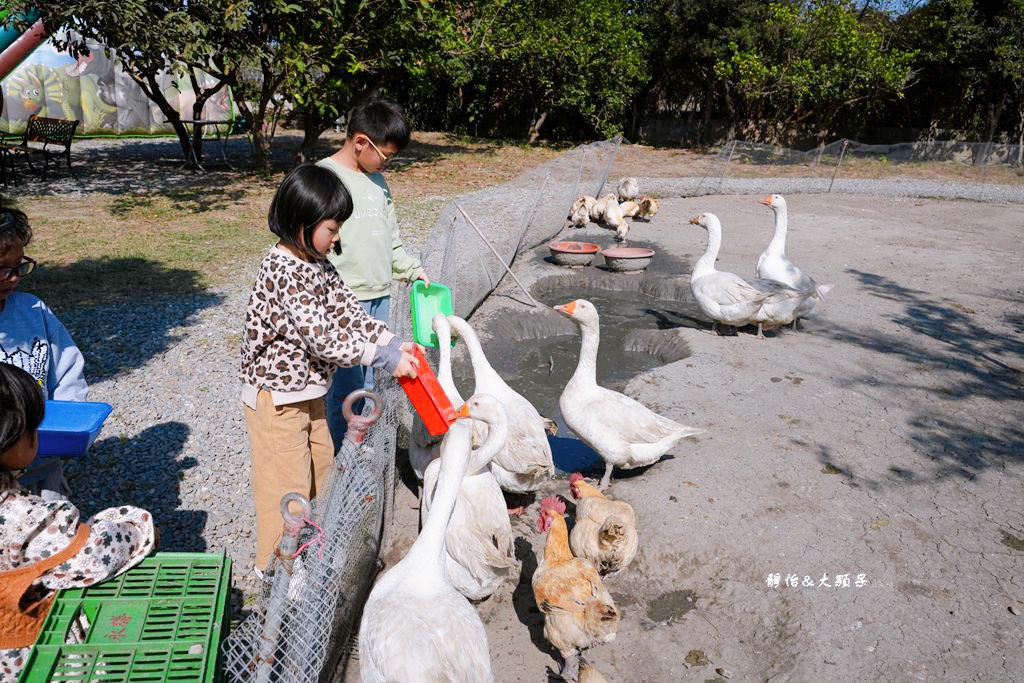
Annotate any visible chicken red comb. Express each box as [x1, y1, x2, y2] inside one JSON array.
[[539, 496, 566, 515], [569, 472, 584, 484]]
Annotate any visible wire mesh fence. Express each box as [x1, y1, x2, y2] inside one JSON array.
[[692, 138, 1023, 196], [419, 136, 622, 318], [220, 136, 623, 683], [220, 390, 392, 683]]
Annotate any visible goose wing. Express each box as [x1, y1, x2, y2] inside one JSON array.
[[701, 271, 772, 305], [569, 385, 701, 445]]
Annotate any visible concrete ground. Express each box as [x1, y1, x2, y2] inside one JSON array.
[[365, 192, 1023, 682]]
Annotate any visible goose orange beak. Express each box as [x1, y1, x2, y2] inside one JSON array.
[[760, 195, 772, 205], [688, 215, 701, 225], [455, 403, 470, 418], [554, 301, 577, 316]]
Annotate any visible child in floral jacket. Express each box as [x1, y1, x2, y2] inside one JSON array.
[[0, 362, 156, 682]]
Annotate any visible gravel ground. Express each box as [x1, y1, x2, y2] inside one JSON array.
[[32, 135, 1023, 619], [60, 280, 260, 601]]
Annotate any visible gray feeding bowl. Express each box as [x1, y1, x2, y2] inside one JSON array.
[[600, 246, 655, 272], [549, 240, 599, 267]]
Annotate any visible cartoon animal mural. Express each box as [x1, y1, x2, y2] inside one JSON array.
[[0, 31, 236, 135]]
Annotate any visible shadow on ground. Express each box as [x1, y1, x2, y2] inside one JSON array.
[[511, 537, 560, 665], [21, 257, 224, 383], [65, 420, 207, 551], [7, 132, 525, 200], [818, 268, 1024, 485]]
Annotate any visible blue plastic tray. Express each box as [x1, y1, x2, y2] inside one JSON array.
[[37, 400, 113, 457]]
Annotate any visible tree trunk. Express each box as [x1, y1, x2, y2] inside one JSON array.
[[296, 111, 330, 164], [136, 73, 198, 168], [528, 109, 548, 144], [235, 58, 285, 171], [722, 82, 736, 142], [1017, 107, 1023, 167], [700, 87, 713, 146], [187, 69, 226, 164], [236, 98, 269, 170], [977, 96, 1006, 165], [983, 97, 1005, 144]]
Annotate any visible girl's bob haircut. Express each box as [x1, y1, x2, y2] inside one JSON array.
[[268, 164, 353, 259], [0, 362, 45, 456]]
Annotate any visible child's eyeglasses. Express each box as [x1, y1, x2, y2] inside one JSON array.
[[0, 257, 36, 281], [363, 136, 389, 163]]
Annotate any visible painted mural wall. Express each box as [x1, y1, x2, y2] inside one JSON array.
[[0, 32, 235, 135]]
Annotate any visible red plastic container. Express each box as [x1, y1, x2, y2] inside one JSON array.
[[398, 346, 457, 437]]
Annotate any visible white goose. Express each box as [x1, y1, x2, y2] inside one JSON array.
[[757, 194, 834, 320], [422, 394, 518, 600], [554, 299, 704, 490], [359, 400, 495, 682], [689, 212, 811, 337], [446, 315, 555, 494], [409, 314, 466, 481]]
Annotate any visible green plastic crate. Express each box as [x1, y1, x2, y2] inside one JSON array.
[[18, 552, 231, 683]]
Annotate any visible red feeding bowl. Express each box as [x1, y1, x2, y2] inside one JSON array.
[[548, 241, 599, 267], [600, 246, 655, 272], [398, 346, 457, 437]]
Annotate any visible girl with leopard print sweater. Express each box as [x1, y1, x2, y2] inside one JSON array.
[[0, 362, 156, 682], [240, 164, 419, 571]]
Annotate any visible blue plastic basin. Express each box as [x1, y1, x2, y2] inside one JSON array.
[[37, 400, 113, 457]]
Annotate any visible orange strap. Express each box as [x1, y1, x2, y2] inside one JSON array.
[[0, 523, 91, 612]]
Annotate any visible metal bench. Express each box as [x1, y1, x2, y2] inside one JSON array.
[[3, 115, 79, 178]]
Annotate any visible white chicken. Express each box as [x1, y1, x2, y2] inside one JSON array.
[[569, 196, 596, 228], [589, 193, 617, 222], [617, 176, 639, 201], [591, 193, 629, 240], [619, 195, 659, 221]]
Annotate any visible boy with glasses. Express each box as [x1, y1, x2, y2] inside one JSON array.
[[317, 97, 430, 445], [0, 203, 87, 499]]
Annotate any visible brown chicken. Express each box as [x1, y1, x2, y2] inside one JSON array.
[[568, 473, 638, 576], [533, 496, 621, 681], [579, 662, 610, 682]]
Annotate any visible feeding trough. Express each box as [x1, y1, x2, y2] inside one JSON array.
[[600, 246, 655, 273], [548, 241, 599, 267]]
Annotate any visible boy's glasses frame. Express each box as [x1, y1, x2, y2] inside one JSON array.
[[0, 256, 35, 281], [361, 136, 389, 163]]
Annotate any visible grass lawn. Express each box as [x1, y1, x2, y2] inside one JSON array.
[[15, 131, 563, 313]]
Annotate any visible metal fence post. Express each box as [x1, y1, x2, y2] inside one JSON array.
[[255, 493, 313, 683], [828, 139, 850, 193]]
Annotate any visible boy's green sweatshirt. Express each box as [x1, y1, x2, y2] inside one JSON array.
[[317, 157, 424, 300]]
